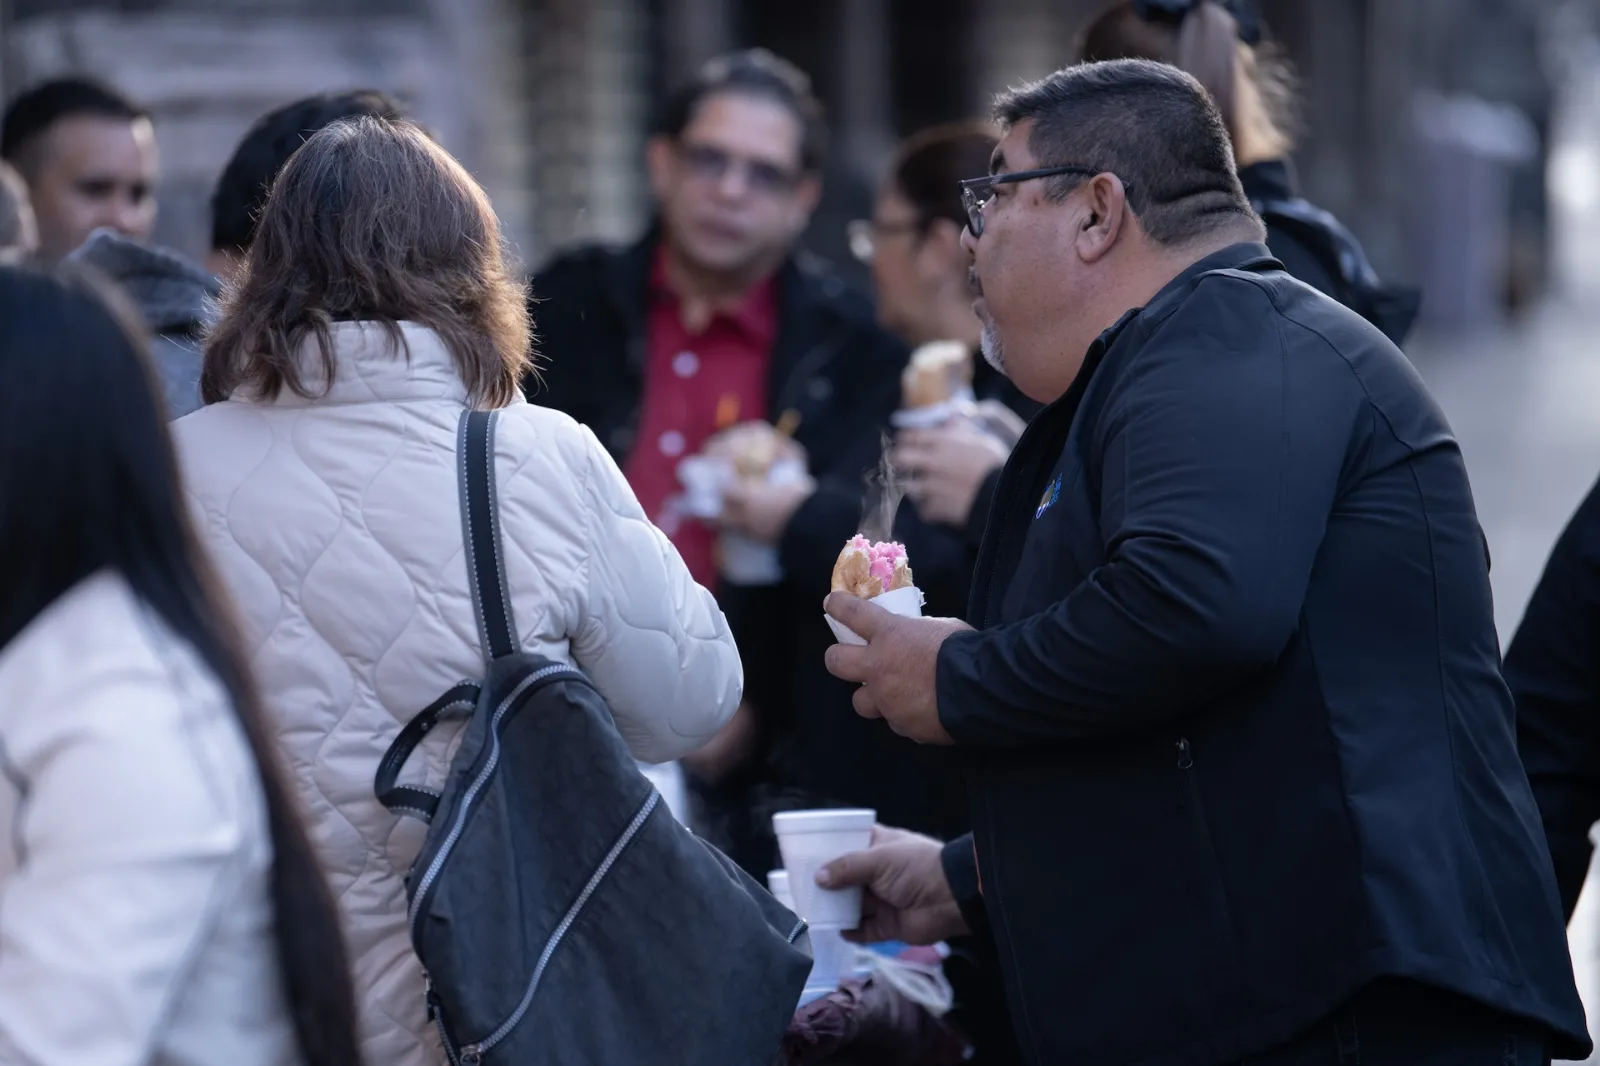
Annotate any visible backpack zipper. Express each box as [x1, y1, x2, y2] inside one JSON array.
[[458, 788, 662, 1063], [408, 663, 579, 937]]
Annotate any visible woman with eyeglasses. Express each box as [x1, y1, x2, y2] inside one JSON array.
[[848, 123, 1038, 568], [1081, 0, 1420, 344]]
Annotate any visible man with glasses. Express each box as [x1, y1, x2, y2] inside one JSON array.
[[817, 59, 1587, 1066], [528, 49, 908, 866]]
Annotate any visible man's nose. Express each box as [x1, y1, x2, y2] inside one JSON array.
[[714, 163, 750, 201], [959, 224, 978, 257], [108, 193, 147, 236]]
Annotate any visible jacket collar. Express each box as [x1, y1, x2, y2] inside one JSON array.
[[231, 321, 518, 409], [1237, 159, 1298, 204]]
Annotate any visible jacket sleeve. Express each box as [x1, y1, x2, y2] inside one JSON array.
[[569, 424, 744, 764], [0, 676, 252, 1066], [939, 286, 1353, 746], [1509, 475, 1600, 920]]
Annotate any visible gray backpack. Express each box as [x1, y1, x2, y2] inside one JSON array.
[[374, 410, 812, 1065]]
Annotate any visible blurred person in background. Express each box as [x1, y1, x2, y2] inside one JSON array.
[[528, 49, 905, 869], [0, 78, 157, 263], [0, 264, 359, 1065], [208, 89, 407, 284], [1509, 474, 1600, 920], [0, 162, 38, 263], [175, 116, 740, 1066], [1080, 0, 1420, 345], [67, 230, 219, 419], [853, 122, 1038, 559]]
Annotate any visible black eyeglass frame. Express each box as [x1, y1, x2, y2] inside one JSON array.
[[959, 165, 1128, 237]]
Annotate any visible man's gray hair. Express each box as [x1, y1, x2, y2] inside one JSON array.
[[993, 59, 1262, 246]]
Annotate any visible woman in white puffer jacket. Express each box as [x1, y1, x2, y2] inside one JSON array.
[[171, 117, 743, 1066], [0, 265, 360, 1065]]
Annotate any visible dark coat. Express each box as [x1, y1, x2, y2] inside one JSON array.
[[1509, 473, 1600, 918], [527, 232, 988, 847], [934, 243, 1587, 1066]]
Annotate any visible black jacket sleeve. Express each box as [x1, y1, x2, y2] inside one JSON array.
[[1509, 475, 1600, 920], [937, 284, 1356, 746]]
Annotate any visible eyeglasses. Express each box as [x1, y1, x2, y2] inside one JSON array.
[[959, 165, 1116, 237], [846, 218, 923, 263], [677, 141, 803, 198]]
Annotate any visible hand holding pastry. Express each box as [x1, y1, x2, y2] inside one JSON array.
[[893, 421, 1011, 528]]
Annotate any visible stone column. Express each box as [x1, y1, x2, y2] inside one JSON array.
[[521, 0, 650, 266]]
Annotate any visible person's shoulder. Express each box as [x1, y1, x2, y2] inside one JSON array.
[[0, 572, 174, 711], [787, 250, 880, 330], [529, 238, 643, 302], [493, 400, 603, 479]]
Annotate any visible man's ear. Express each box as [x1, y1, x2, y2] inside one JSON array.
[[1075, 173, 1129, 264]]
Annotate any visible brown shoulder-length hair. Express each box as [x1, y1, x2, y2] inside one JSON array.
[[202, 116, 531, 407]]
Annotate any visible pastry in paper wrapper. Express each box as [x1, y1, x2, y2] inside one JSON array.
[[826, 535, 925, 645], [893, 341, 977, 428]]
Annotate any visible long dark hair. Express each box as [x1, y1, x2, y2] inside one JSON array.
[[0, 264, 362, 1066]]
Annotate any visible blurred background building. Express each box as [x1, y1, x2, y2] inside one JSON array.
[[0, 0, 1576, 327]]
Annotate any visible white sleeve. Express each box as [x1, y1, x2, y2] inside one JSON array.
[[0, 675, 247, 1066], [568, 425, 743, 764]]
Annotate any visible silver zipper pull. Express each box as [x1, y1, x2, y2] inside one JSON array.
[[461, 1044, 483, 1066], [1176, 737, 1194, 769]]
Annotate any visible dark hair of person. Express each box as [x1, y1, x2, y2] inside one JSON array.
[[653, 48, 829, 172], [1080, 0, 1298, 160], [211, 89, 407, 254], [0, 264, 362, 1066], [891, 121, 999, 232], [992, 59, 1262, 246], [203, 116, 531, 407], [0, 77, 147, 173]]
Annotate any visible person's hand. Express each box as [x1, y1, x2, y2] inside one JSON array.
[[720, 474, 815, 544], [817, 825, 968, 945], [822, 594, 972, 744], [680, 702, 760, 785], [893, 421, 1010, 528], [970, 399, 1028, 448]]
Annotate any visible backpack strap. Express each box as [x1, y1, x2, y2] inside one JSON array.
[[459, 410, 518, 665], [374, 682, 480, 822], [373, 410, 517, 823]]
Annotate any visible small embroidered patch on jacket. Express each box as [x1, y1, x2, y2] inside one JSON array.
[[1036, 475, 1062, 519]]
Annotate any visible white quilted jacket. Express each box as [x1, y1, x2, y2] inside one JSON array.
[[172, 322, 742, 1066]]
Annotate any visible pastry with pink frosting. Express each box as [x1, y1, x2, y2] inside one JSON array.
[[831, 535, 914, 599]]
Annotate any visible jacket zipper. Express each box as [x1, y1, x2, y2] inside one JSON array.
[[408, 663, 579, 936], [1176, 737, 1194, 769], [457, 788, 663, 1064]]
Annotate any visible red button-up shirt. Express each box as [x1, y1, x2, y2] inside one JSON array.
[[622, 248, 779, 588]]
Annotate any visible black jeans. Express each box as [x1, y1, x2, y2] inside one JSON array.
[[1238, 979, 1550, 1066]]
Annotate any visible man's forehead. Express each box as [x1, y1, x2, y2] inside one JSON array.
[[683, 92, 802, 166], [40, 114, 156, 173], [990, 121, 1037, 175]]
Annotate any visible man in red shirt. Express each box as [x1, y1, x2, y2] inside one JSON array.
[[528, 50, 908, 868]]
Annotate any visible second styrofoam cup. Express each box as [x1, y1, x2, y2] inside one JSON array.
[[774, 808, 876, 929]]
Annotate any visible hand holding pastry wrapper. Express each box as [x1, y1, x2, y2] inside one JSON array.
[[676, 420, 807, 585], [892, 340, 977, 429], [826, 536, 926, 645]]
